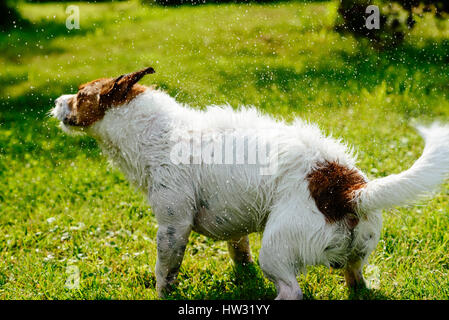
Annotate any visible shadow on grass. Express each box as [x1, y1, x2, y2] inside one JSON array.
[[0, 80, 76, 115], [215, 38, 449, 116], [0, 19, 94, 64], [348, 287, 391, 300], [217, 39, 449, 92], [305, 39, 449, 88], [0, 17, 98, 101], [157, 262, 392, 300], [294, 40, 446, 89], [168, 262, 277, 300], [227, 263, 277, 299]]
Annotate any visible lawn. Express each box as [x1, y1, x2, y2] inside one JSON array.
[[0, 0, 449, 299]]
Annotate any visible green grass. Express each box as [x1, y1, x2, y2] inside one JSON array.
[[1, 0, 449, 299]]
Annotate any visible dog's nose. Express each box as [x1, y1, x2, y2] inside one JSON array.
[[63, 116, 77, 126], [63, 116, 73, 125]]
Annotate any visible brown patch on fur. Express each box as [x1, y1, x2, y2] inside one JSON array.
[[64, 67, 155, 127], [307, 161, 366, 226]]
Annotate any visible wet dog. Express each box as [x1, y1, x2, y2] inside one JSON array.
[[52, 67, 449, 299]]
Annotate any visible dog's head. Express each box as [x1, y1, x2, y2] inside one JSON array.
[[51, 67, 155, 133]]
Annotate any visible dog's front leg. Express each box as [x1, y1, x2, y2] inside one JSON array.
[[155, 223, 192, 298]]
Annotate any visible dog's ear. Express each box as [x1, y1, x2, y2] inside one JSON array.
[[100, 67, 155, 106]]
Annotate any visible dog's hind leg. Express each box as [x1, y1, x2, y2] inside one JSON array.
[[259, 232, 303, 300], [258, 200, 311, 300], [344, 259, 367, 292], [155, 223, 192, 298], [259, 247, 303, 300], [227, 235, 254, 265], [273, 280, 303, 300]]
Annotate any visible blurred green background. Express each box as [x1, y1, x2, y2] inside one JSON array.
[[0, 0, 448, 299]]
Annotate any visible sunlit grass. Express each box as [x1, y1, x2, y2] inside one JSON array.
[[0, 0, 448, 299]]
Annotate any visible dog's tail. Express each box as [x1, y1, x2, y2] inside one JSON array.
[[356, 123, 449, 213]]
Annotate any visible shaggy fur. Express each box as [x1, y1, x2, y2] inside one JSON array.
[[52, 67, 449, 300]]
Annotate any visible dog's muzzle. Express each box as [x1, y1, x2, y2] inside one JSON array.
[[52, 94, 75, 124]]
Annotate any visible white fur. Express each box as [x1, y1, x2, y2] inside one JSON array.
[[52, 88, 448, 299], [357, 123, 449, 212]]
